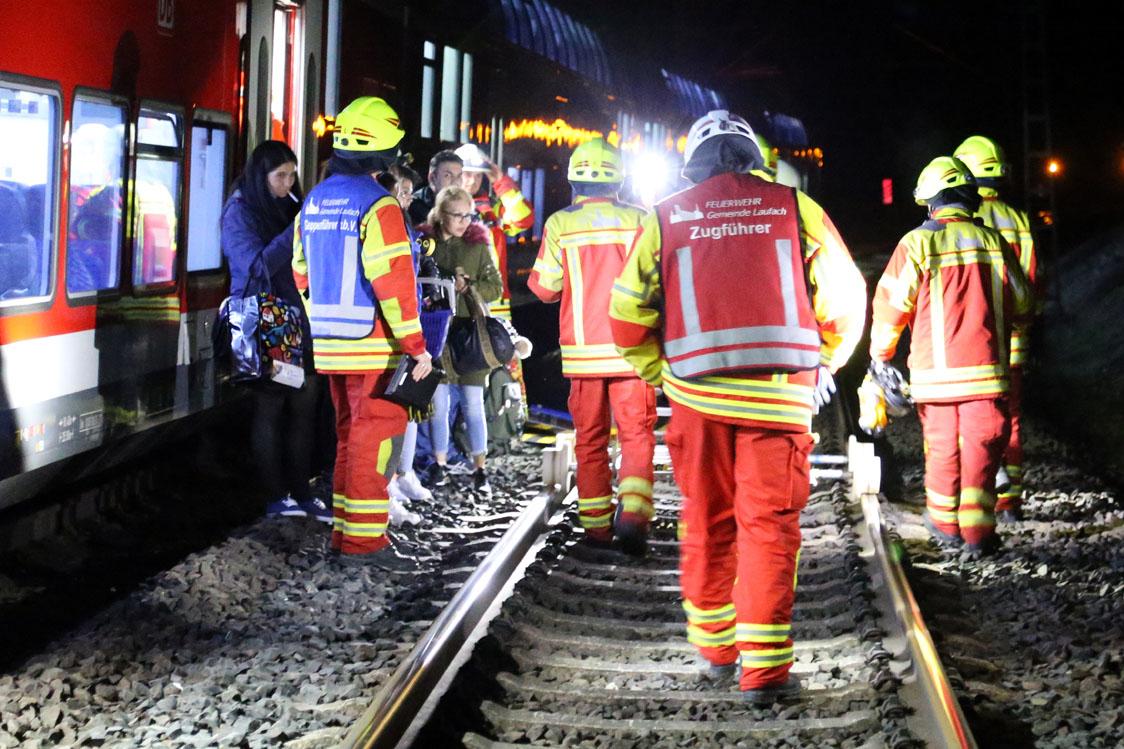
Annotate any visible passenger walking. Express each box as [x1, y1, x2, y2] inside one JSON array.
[[610, 110, 867, 703], [455, 143, 534, 321], [376, 164, 436, 518], [292, 97, 433, 569], [420, 186, 503, 496], [407, 150, 463, 227], [528, 137, 655, 554], [954, 136, 1038, 522], [220, 140, 330, 523], [870, 155, 1032, 558]]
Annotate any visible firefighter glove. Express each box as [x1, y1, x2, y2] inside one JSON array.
[[812, 365, 836, 414]]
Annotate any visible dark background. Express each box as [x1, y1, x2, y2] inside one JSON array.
[[555, 1, 1124, 254]]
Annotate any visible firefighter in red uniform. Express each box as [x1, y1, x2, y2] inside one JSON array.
[[954, 136, 1038, 522], [871, 156, 1032, 557], [611, 111, 867, 702], [529, 137, 656, 555], [455, 142, 534, 322], [293, 97, 432, 569]]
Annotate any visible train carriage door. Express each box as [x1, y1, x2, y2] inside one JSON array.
[[244, 0, 322, 184]]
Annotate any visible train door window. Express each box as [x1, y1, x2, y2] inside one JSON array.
[[438, 46, 473, 142], [420, 41, 437, 139], [66, 92, 127, 298], [0, 80, 59, 309], [186, 115, 231, 272], [132, 105, 183, 288], [507, 166, 545, 243], [270, 1, 305, 155]]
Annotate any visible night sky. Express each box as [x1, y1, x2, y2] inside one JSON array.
[[557, 1, 1124, 254]]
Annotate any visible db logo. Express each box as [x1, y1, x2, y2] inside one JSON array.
[[157, 0, 175, 32]]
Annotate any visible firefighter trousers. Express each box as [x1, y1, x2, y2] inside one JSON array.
[[666, 403, 813, 691], [997, 369, 1024, 513], [567, 377, 657, 541], [328, 372, 407, 555], [918, 397, 1010, 546]]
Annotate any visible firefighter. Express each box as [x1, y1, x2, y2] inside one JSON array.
[[870, 155, 1032, 558], [529, 137, 656, 555], [954, 135, 1037, 522], [293, 97, 433, 570], [455, 142, 534, 321], [610, 111, 867, 703], [754, 132, 778, 182]]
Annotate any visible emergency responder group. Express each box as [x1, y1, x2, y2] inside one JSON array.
[[293, 92, 1034, 701]]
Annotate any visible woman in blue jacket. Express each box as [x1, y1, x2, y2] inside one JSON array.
[[221, 140, 330, 522]]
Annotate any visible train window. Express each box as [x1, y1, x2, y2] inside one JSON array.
[[66, 94, 127, 296], [132, 106, 183, 288], [271, 2, 306, 154], [421, 41, 437, 139], [186, 121, 229, 272], [0, 82, 58, 308], [439, 46, 473, 143]]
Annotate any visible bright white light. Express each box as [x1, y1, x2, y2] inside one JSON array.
[[631, 151, 672, 208]]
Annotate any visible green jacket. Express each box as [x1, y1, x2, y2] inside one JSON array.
[[426, 223, 502, 386]]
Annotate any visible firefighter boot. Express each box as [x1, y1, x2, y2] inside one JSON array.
[[743, 675, 802, 706]]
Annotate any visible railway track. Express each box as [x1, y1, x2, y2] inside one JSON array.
[[344, 409, 976, 748]]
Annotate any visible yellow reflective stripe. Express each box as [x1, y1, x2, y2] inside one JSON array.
[[376, 438, 393, 475], [581, 514, 612, 529], [315, 338, 397, 351], [618, 476, 653, 498], [929, 508, 959, 525], [960, 487, 995, 507], [562, 360, 636, 376], [739, 647, 794, 668], [343, 498, 389, 513], [561, 343, 623, 358], [558, 230, 637, 247], [662, 377, 811, 427], [958, 509, 996, 528], [332, 493, 346, 511], [911, 378, 1007, 400], [619, 495, 653, 519], [929, 264, 946, 370], [736, 623, 791, 643], [910, 364, 1006, 384], [683, 600, 736, 624], [578, 495, 612, 511], [925, 488, 957, 509], [341, 521, 387, 537], [687, 625, 736, 648], [565, 248, 586, 346]]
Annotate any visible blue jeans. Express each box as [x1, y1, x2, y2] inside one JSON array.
[[432, 383, 487, 458], [398, 421, 418, 474]]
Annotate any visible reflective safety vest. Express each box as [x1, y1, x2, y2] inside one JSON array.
[[975, 187, 1037, 368], [301, 175, 389, 339], [475, 174, 534, 321], [655, 172, 820, 379], [870, 206, 1033, 403], [529, 196, 646, 377]]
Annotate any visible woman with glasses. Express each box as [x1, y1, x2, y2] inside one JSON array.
[[421, 185, 502, 496]]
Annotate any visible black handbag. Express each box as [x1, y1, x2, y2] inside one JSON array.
[[383, 355, 443, 410], [446, 287, 515, 375]]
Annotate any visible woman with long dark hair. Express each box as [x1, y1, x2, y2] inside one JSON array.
[[221, 140, 331, 522]]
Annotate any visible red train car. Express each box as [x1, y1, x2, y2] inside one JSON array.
[[0, 0, 325, 508]]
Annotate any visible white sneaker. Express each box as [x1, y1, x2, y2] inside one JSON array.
[[389, 495, 421, 526], [388, 476, 410, 504], [397, 471, 434, 502]]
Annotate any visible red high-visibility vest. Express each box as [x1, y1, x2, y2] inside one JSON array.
[[656, 173, 820, 379]]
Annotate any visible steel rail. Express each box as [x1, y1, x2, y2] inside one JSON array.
[[859, 485, 979, 748], [342, 436, 575, 749]]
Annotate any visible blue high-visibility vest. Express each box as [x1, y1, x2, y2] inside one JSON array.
[[301, 174, 391, 339]]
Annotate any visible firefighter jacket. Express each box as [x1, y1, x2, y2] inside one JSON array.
[[474, 174, 534, 319], [975, 186, 1037, 368], [529, 196, 646, 378], [292, 174, 425, 375], [870, 205, 1033, 403], [610, 172, 867, 431]]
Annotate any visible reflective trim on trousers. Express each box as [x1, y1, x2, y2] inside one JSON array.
[[739, 646, 794, 669]]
